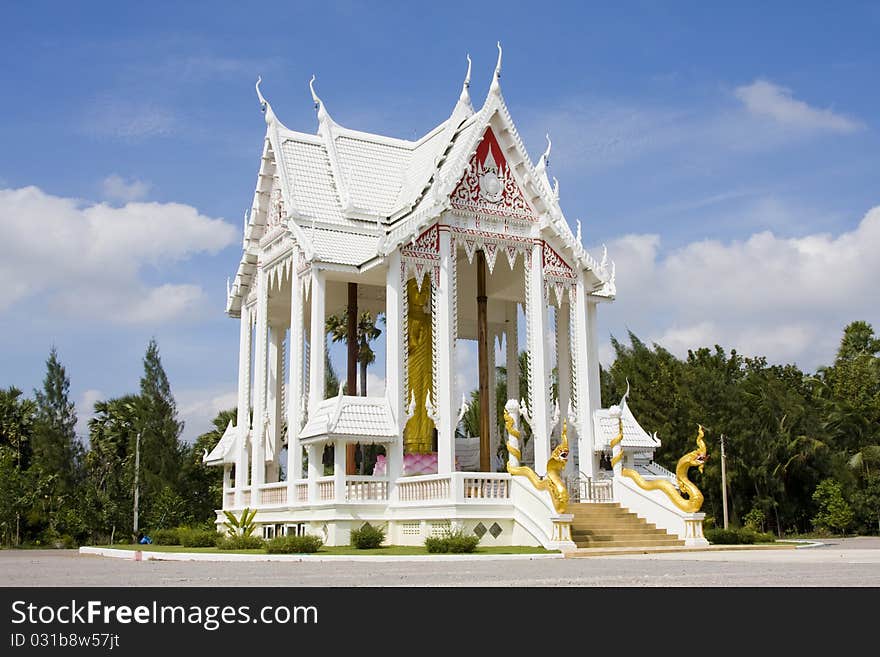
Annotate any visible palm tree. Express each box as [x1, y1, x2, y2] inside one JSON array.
[[326, 311, 383, 396]]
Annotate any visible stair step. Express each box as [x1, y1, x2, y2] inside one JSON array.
[[572, 528, 668, 537], [574, 539, 685, 548], [567, 501, 683, 549]]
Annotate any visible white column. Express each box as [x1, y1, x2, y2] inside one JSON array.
[[435, 229, 456, 474], [306, 443, 320, 504], [288, 253, 305, 491], [308, 268, 326, 413], [488, 327, 498, 469], [527, 241, 552, 476], [235, 439, 249, 507], [236, 306, 253, 430], [506, 302, 519, 403], [573, 271, 601, 479], [557, 301, 573, 476], [384, 250, 405, 488], [251, 265, 269, 488], [334, 439, 346, 503], [267, 325, 284, 482]]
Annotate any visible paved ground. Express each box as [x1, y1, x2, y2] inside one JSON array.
[[2, 537, 879, 587]]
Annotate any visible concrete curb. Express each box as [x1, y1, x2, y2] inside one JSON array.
[[79, 546, 565, 563], [562, 542, 798, 558], [776, 539, 826, 549]]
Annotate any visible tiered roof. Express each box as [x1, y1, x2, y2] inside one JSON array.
[[226, 45, 615, 316]]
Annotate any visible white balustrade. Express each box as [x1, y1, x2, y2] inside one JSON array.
[[258, 482, 288, 506], [293, 480, 308, 503], [345, 476, 389, 502], [396, 474, 452, 502], [317, 477, 335, 502], [459, 473, 511, 501]]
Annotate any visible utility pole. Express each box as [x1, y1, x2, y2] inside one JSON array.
[[720, 433, 729, 530], [133, 428, 142, 539]]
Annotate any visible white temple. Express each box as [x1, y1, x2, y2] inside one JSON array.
[[205, 46, 708, 550]]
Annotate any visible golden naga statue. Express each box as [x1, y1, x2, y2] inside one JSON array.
[[504, 409, 569, 514], [404, 277, 434, 453], [620, 422, 709, 513]]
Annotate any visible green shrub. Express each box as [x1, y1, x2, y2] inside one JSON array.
[[350, 523, 385, 549], [705, 527, 775, 545], [178, 527, 219, 548], [424, 529, 480, 553], [152, 528, 180, 545], [265, 534, 324, 554], [743, 507, 766, 532], [217, 534, 265, 550]]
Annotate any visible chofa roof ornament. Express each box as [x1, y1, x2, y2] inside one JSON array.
[[490, 41, 502, 94], [255, 75, 276, 125]]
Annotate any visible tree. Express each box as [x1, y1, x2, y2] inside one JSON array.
[[32, 348, 81, 495], [180, 408, 235, 525], [326, 311, 383, 395], [84, 395, 141, 543], [138, 339, 184, 504], [811, 479, 854, 535]]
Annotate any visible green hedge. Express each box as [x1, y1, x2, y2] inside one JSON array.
[[424, 529, 480, 553], [350, 523, 385, 549], [705, 527, 775, 545], [265, 534, 324, 554], [178, 528, 219, 548], [216, 534, 265, 550], [152, 528, 180, 545]]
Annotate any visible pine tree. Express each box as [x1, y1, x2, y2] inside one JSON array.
[[32, 347, 81, 494], [137, 339, 184, 513]]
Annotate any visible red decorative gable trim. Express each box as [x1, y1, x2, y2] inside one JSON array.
[[450, 127, 536, 222]]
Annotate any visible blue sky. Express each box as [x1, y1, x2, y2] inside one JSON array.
[[2, 1, 878, 441]]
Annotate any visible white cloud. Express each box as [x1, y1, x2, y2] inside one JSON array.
[[597, 205, 880, 370], [75, 389, 105, 440], [102, 174, 151, 203], [81, 97, 177, 140], [177, 388, 238, 443], [734, 79, 862, 134], [0, 185, 237, 323], [364, 372, 385, 397]]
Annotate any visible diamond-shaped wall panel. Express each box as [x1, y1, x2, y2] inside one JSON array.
[[473, 522, 487, 538], [489, 522, 503, 538]]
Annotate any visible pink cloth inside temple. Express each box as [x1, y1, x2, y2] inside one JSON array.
[[372, 452, 461, 476]]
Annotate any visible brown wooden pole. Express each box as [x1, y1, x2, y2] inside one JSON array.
[[346, 282, 358, 474], [476, 250, 491, 472]]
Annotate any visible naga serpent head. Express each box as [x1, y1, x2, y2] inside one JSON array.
[[549, 421, 570, 467], [690, 424, 709, 473]]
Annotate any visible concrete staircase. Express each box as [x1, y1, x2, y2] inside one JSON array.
[[568, 502, 684, 549]]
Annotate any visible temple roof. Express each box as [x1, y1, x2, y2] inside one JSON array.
[[203, 420, 240, 466], [226, 49, 616, 315], [298, 393, 398, 443], [593, 402, 662, 452]]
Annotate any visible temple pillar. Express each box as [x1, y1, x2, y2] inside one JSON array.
[[436, 229, 456, 474], [527, 241, 552, 475], [334, 439, 346, 504], [308, 268, 326, 412], [236, 305, 253, 431], [506, 302, 519, 403], [251, 265, 269, 488], [288, 251, 305, 492], [556, 301, 573, 476], [267, 324, 284, 482], [306, 443, 320, 504], [487, 326, 498, 470], [573, 271, 601, 479], [384, 250, 405, 486]]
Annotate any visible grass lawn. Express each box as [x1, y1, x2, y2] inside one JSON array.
[[95, 544, 558, 556]]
